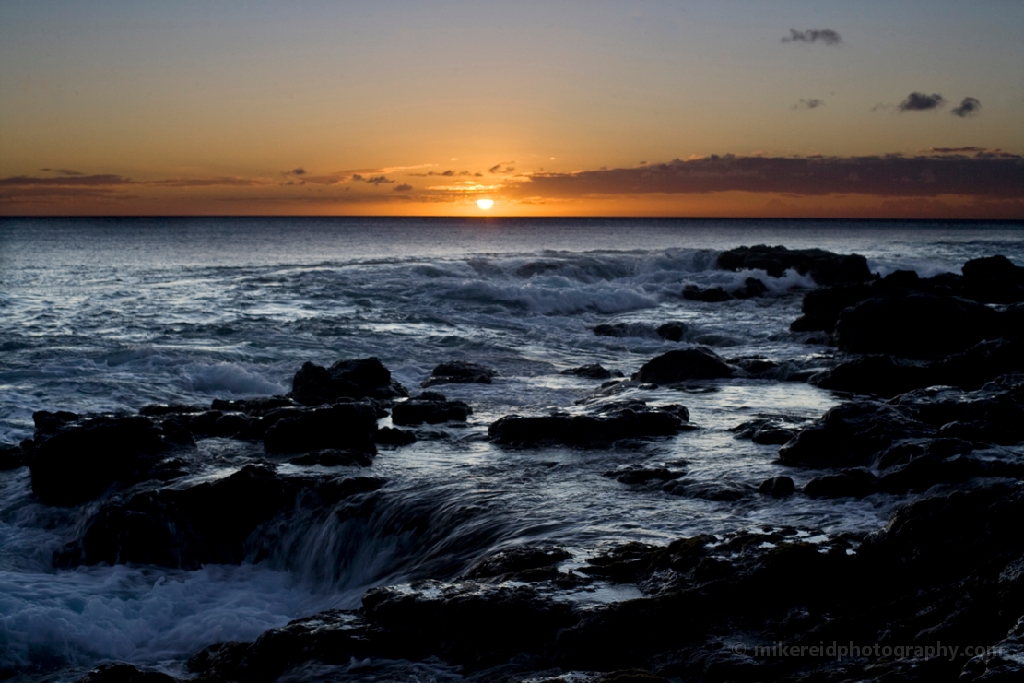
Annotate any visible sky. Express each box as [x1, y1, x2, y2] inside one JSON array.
[[1, 1, 1022, 218]]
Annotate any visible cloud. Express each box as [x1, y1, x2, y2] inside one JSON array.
[[793, 98, 825, 110], [897, 92, 946, 112], [287, 168, 307, 175], [408, 170, 480, 177], [0, 173, 271, 191], [924, 147, 987, 154], [141, 177, 265, 187], [521, 154, 1024, 199], [488, 161, 516, 174], [0, 174, 130, 186], [426, 182, 502, 192], [782, 29, 842, 45], [364, 175, 394, 185], [393, 183, 413, 192], [40, 168, 84, 176], [951, 97, 981, 118]]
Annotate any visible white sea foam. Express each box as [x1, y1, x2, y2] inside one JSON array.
[[0, 564, 339, 670], [183, 362, 286, 396], [443, 280, 659, 315]]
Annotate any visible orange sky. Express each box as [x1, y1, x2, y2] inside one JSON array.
[[2, 2, 1022, 218]]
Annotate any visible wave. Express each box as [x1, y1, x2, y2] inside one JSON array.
[[184, 362, 287, 396]]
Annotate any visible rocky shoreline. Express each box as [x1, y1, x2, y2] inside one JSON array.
[[5, 245, 1024, 683]]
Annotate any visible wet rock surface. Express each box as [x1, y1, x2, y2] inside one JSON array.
[[717, 244, 873, 284], [632, 347, 734, 383], [391, 392, 472, 425], [791, 254, 1023, 338], [185, 478, 1024, 683], [263, 402, 379, 454], [560, 363, 624, 379], [29, 413, 175, 506], [290, 357, 408, 405], [835, 292, 1003, 358], [421, 360, 498, 387], [489, 401, 691, 447], [54, 463, 384, 570]]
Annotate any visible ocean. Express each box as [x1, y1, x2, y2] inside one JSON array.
[[1, 217, 1022, 681]]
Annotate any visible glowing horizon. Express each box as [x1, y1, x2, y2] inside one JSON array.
[[2, 2, 1022, 218]]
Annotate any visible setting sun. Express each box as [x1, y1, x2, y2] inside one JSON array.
[[476, 199, 494, 210]]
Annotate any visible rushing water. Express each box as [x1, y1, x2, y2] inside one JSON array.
[[1, 217, 1022, 680]]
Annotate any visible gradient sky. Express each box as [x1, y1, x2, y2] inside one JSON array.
[[1, 1, 1022, 217]]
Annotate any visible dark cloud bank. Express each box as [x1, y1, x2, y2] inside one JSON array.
[[898, 92, 946, 112], [951, 97, 982, 117], [525, 154, 1024, 198], [782, 29, 842, 45]]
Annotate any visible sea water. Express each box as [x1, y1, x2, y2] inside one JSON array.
[[1, 217, 1021, 679]]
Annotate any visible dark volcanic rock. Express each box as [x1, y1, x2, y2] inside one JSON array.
[[375, 426, 418, 445], [655, 322, 688, 342], [54, 463, 384, 569], [834, 293, 1002, 358], [789, 281, 874, 333], [736, 277, 769, 299], [291, 357, 408, 405], [593, 322, 656, 338], [391, 392, 472, 426], [561, 364, 623, 380], [819, 336, 1024, 398], [803, 468, 878, 499], [758, 476, 795, 498], [29, 414, 172, 506], [210, 395, 294, 416], [186, 479, 1024, 682], [931, 336, 1024, 391], [360, 582, 577, 667], [781, 376, 1024, 470], [489, 402, 690, 448], [633, 347, 734, 383], [422, 360, 498, 388], [962, 254, 1024, 303], [263, 403, 378, 454], [817, 354, 933, 397], [732, 418, 797, 445], [717, 244, 873, 285], [138, 404, 207, 417], [0, 442, 26, 470], [778, 401, 930, 468], [790, 254, 1024, 335], [464, 545, 572, 582]]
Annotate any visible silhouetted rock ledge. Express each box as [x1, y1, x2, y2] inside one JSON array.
[[791, 254, 1024, 334], [54, 463, 384, 570], [291, 357, 408, 405], [29, 413, 174, 506], [180, 478, 1024, 681], [391, 392, 472, 425], [560, 363, 624, 380], [717, 244, 873, 285], [632, 346, 735, 383], [489, 401, 691, 447]]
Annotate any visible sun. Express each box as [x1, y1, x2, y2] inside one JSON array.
[[476, 198, 494, 210]]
